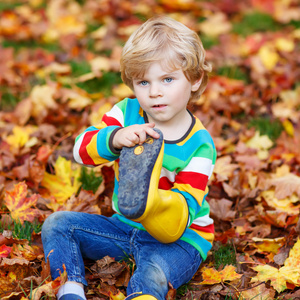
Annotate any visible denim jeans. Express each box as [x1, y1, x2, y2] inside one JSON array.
[[41, 211, 202, 300]]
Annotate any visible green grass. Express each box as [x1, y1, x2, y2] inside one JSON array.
[[213, 242, 237, 269], [79, 167, 103, 194], [232, 11, 281, 36], [1, 39, 60, 52], [217, 66, 249, 82], [248, 116, 284, 141], [0, 218, 42, 243], [0, 92, 19, 111], [200, 34, 219, 49], [0, 1, 23, 12], [75, 71, 122, 95]]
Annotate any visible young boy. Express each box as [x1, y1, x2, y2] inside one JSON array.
[[41, 16, 216, 300]]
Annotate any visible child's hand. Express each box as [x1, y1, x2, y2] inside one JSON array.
[[113, 123, 160, 149]]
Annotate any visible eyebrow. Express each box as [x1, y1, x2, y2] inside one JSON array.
[[133, 70, 180, 81]]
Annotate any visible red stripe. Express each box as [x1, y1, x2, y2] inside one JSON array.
[[80, 131, 98, 165], [190, 223, 214, 233], [176, 172, 208, 190], [159, 176, 173, 190], [102, 115, 122, 127]]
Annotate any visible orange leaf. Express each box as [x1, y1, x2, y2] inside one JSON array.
[[4, 182, 41, 224]]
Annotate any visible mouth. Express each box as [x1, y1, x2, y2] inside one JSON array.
[[152, 104, 167, 108]]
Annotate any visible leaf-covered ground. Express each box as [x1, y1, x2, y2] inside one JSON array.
[[0, 0, 300, 299]]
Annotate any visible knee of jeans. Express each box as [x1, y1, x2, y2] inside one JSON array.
[[41, 211, 69, 238], [146, 262, 168, 290], [139, 259, 168, 293]]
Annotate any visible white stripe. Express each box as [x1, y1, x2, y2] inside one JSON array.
[[160, 167, 176, 182], [192, 215, 214, 227], [182, 157, 213, 177], [106, 105, 124, 127], [73, 134, 84, 164]]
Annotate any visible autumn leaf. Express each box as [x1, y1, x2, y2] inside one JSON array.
[[251, 239, 300, 292], [41, 156, 81, 205], [30, 84, 58, 121], [0, 245, 12, 258], [4, 182, 41, 224], [5, 125, 38, 151], [199, 265, 242, 285]]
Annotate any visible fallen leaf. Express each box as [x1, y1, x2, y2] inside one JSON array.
[[4, 181, 41, 224], [41, 156, 81, 205], [0, 245, 12, 258], [199, 265, 242, 285]]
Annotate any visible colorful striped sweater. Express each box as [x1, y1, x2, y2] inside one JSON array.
[[73, 98, 216, 260]]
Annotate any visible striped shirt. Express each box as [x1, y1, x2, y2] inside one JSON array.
[[73, 98, 216, 260]]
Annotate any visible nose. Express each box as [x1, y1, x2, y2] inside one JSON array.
[[149, 83, 163, 97]]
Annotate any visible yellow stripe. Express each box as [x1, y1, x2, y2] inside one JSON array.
[[177, 118, 205, 146], [94, 121, 108, 130], [173, 183, 207, 206], [190, 228, 214, 243], [139, 107, 144, 118], [86, 135, 109, 165]]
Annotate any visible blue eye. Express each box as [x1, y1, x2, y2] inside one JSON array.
[[139, 81, 148, 86], [164, 77, 173, 83]]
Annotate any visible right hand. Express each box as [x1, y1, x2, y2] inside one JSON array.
[[112, 123, 160, 149]]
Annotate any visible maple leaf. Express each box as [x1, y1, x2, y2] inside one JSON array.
[[198, 12, 232, 37], [251, 239, 300, 292], [41, 156, 81, 205], [246, 131, 273, 160], [212, 155, 239, 182], [4, 182, 41, 225], [0, 245, 12, 258], [265, 173, 300, 199], [199, 265, 242, 285], [5, 125, 38, 152], [30, 84, 58, 122]]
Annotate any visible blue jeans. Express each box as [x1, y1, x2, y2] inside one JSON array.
[[41, 211, 202, 300]]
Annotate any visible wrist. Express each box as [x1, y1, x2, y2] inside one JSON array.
[[109, 127, 123, 154]]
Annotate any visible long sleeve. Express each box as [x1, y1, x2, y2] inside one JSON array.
[[73, 99, 131, 166]]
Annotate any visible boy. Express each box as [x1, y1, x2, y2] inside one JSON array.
[[42, 16, 216, 300]]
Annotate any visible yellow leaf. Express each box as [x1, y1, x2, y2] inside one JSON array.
[[251, 264, 287, 293], [258, 190, 300, 214], [199, 265, 242, 285], [30, 85, 57, 118], [5, 126, 30, 149], [275, 37, 295, 52], [247, 131, 273, 150], [90, 56, 111, 72], [252, 237, 286, 254], [65, 90, 92, 110], [258, 44, 279, 70], [198, 12, 232, 37], [112, 83, 133, 100], [252, 239, 300, 292], [42, 156, 81, 205], [282, 119, 294, 136]]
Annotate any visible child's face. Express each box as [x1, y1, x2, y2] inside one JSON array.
[[132, 61, 200, 128]]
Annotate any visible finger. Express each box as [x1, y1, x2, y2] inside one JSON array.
[[137, 131, 147, 144], [145, 127, 160, 139]]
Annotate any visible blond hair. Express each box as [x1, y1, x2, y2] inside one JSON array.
[[120, 16, 211, 102]]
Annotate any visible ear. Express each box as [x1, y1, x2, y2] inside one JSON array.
[[191, 74, 203, 92]]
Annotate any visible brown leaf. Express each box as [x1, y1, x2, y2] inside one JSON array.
[[208, 198, 236, 221]]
